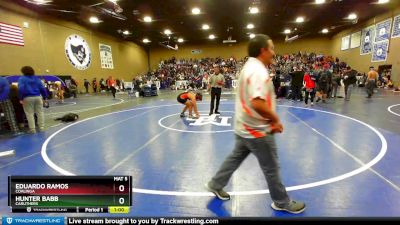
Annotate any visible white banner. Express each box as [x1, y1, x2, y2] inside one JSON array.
[[375, 18, 392, 42], [341, 35, 350, 51], [360, 25, 375, 55], [371, 40, 389, 62], [350, 31, 361, 49], [99, 43, 114, 69], [392, 15, 400, 38]]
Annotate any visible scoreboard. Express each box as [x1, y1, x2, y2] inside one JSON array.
[[8, 176, 132, 213]]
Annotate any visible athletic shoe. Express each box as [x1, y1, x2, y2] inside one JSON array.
[[209, 112, 213, 116], [311, 102, 314, 106], [271, 200, 306, 214], [304, 103, 308, 107], [180, 113, 185, 118], [205, 182, 230, 201], [215, 111, 221, 114]]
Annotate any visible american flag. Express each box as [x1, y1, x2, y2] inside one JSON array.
[[0, 22, 24, 47]]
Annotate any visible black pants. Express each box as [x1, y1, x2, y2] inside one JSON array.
[[93, 87, 97, 93], [85, 86, 89, 93], [304, 89, 315, 104], [366, 80, 375, 97], [291, 85, 302, 101], [111, 87, 116, 98], [210, 87, 222, 114]]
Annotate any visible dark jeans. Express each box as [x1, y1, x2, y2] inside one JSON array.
[[305, 89, 315, 104], [291, 85, 302, 101], [332, 83, 339, 98], [366, 80, 376, 97], [344, 84, 354, 100], [209, 134, 290, 206], [210, 87, 222, 113], [111, 87, 116, 98]]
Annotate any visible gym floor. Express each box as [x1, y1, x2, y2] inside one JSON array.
[[1, 88, 400, 217]]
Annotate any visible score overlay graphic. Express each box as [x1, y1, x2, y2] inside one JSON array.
[[8, 176, 132, 213]]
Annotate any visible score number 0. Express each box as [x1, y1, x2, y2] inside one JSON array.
[[118, 184, 125, 205]]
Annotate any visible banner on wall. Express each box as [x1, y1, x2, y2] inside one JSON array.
[[392, 15, 400, 38], [65, 34, 92, 70], [371, 40, 389, 62], [350, 31, 361, 49], [360, 25, 375, 55], [0, 22, 24, 46], [99, 43, 114, 69], [375, 18, 392, 42], [341, 35, 350, 51]]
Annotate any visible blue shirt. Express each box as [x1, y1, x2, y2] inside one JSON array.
[[0, 76, 10, 102], [18, 75, 48, 100]]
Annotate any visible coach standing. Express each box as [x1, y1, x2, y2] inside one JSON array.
[[208, 65, 225, 115], [206, 34, 305, 214]]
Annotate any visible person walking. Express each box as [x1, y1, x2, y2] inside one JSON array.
[[84, 79, 90, 94], [343, 66, 357, 101], [366, 66, 378, 98], [18, 66, 48, 134], [107, 76, 117, 99], [208, 66, 225, 115], [303, 71, 316, 107], [205, 34, 305, 214]]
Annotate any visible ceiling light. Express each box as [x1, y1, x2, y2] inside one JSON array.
[[378, 0, 390, 3], [249, 7, 259, 14], [315, 0, 326, 4], [143, 16, 152, 23], [247, 24, 255, 29], [322, 28, 329, 33], [296, 17, 305, 23], [164, 29, 172, 35], [192, 7, 201, 15], [209, 34, 215, 40], [202, 24, 210, 30], [348, 13, 357, 20], [249, 33, 256, 39], [123, 30, 130, 35], [25, 0, 52, 5], [178, 38, 184, 43], [143, 38, 151, 43], [284, 29, 291, 34], [89, 16, 101, 24]]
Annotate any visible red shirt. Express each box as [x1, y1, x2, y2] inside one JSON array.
[[303, 73, 315, 89]]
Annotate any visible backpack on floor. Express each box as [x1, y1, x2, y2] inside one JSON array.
[[55, 113, 79, 122]]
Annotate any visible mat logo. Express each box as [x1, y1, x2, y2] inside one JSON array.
[[65, 34, 92, 70], [6, 218, 12, 224], [188, 114, 231, 127]]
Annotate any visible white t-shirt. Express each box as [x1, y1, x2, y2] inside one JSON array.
[[234, 57, 276, 138]]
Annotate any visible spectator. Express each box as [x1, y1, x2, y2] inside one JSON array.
[[0, 76, 22, 135], [18, 66, 48, 134]]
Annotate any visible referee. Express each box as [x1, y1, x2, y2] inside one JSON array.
[[208, 65, 225, 115]]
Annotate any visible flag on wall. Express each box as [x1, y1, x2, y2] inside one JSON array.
[[0, 22, 24, 46]]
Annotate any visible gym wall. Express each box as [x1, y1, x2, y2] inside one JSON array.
[[0, 0, 148, 82], [331, 5, 400, 84], [149, 38, 332, 70]]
